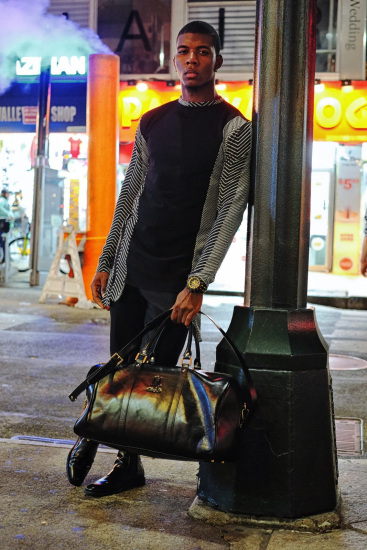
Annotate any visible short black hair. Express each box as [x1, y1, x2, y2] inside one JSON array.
[[177, 21, 221, 55]]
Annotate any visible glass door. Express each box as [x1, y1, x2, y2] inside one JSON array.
[[309, 168, 335, 271]]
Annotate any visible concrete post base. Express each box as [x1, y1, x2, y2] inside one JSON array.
[[188, 493, 342, 533]]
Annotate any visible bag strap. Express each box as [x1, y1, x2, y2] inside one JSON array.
[[199, 311, 257, 411], [69, 309, 257, 413], [69, 309, 172, 401]]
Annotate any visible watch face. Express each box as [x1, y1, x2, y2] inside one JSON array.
[[189, 277, 201, 290]]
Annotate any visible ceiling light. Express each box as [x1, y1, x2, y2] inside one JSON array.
[[136, 82, 148, 92], [341, 79, 353, 93], [314, 79, 325, 93]]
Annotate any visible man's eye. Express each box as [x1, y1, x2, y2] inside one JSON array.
[[177, 49, 187, 54], [199, 49, 210, 55]]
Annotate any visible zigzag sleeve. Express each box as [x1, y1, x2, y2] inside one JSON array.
[[190, 117, 252, 286], [97, 124, 149, 274]]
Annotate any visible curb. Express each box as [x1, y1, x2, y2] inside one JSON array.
[[188, 493, 342, 533], [307, 296, 367, 310]]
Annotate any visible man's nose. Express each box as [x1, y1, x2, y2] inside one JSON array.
[[186, 51, 198, 64]]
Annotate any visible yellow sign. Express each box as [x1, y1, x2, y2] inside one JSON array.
[[118, 81, 367, 143], [314, 82, 367, 141], [118, 82, 253, 142]]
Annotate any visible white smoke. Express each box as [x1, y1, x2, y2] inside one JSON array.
[[0, 0, 112, 93]]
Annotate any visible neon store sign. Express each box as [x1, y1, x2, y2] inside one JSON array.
[[117, 82, 367, 142], [16, 56, 87, 76]]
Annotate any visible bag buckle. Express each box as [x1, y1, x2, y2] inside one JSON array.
[[111, 352, 124, 366], [180, 353, 192, 368], [240, 403, 249, 428], [135, 352, 148, 365]]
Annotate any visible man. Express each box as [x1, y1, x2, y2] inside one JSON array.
[[67, 21, 252, 497]]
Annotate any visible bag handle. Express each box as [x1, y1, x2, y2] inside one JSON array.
[[138, 319, 201, 370], [182, 323, 201, 369], [69, 309, 257, 413]]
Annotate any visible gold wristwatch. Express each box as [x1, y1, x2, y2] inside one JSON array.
[[187, 276, 207, 293]]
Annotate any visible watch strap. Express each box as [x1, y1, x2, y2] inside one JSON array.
[[187, 276, 207, 293]]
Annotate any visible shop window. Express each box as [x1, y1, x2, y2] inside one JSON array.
[[47, 0, 94, 29], [316, 0, 338, 73], [187, 1, 256, 75], [187, 0, 339, 77], [332, 144, 363, 275], [98, 0, 172, 75]]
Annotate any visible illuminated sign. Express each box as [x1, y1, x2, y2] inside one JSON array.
[[16, 56, 87, 76], [118, 82, 253, 142], [315, 95, 367, 130], [118, 81, 367, 143], [314, 82, 367, 140], [0, 82, 87, 133]]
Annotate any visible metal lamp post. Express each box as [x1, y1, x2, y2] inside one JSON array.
[[30, 63, 51, 287], [197, 0, 338, 518]]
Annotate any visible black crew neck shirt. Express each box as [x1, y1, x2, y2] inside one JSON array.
[[126, 99, 241, 292]]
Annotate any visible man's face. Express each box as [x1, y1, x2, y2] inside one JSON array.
[[173, 33, 223, 91]]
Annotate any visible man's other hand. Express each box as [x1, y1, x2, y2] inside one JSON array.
[[91, 271, 110, 309], [171, 287, 203, 326]]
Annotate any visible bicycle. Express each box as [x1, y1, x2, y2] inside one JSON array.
[[8, 223, 72, 275], [8, 223, 31, 272]]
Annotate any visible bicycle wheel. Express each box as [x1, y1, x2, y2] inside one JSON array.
[[9, 237, 31, 271]]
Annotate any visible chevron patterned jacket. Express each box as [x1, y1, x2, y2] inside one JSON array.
[[97, 96, 252, 306]]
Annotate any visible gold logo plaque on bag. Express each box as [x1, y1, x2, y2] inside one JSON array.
[[146, 376, 163, 393]]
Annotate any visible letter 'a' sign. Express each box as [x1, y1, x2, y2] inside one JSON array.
[[338, 0, 366, 79]]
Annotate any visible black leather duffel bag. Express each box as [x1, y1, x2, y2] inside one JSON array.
[[69, 310, 256, 462]]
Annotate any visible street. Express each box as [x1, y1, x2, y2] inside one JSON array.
[[0, 284, 366, 549]]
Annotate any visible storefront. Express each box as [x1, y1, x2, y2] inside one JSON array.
[[0, 58, 88, 269], [312, 81, 367, 276], [3, 75, 364, 285], [117, 79, 367, 291]]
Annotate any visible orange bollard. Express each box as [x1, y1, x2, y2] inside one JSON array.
[[82, 54, 120, 301]]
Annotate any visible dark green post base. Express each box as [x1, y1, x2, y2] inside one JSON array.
[[198, 306, 338, 519]]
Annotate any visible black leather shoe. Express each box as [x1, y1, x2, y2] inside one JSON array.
[[84, 452, 145, 497], [66, 438, 99, 486]]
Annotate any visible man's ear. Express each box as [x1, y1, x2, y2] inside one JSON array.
[[173, 56, 177, 71], [214, 54, 223, 72]]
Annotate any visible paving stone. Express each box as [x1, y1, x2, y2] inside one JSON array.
[[266, 528, 367, 550]]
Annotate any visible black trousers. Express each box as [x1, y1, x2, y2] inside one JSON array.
[[109, 284, 188, 365]]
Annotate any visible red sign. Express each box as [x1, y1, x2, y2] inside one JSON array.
[[22, 106, 38, 125], [339, 257, 353, 271]]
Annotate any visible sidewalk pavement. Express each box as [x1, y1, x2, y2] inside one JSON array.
[[1, 438, 366, 550], [0, 276, 366, 549]]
